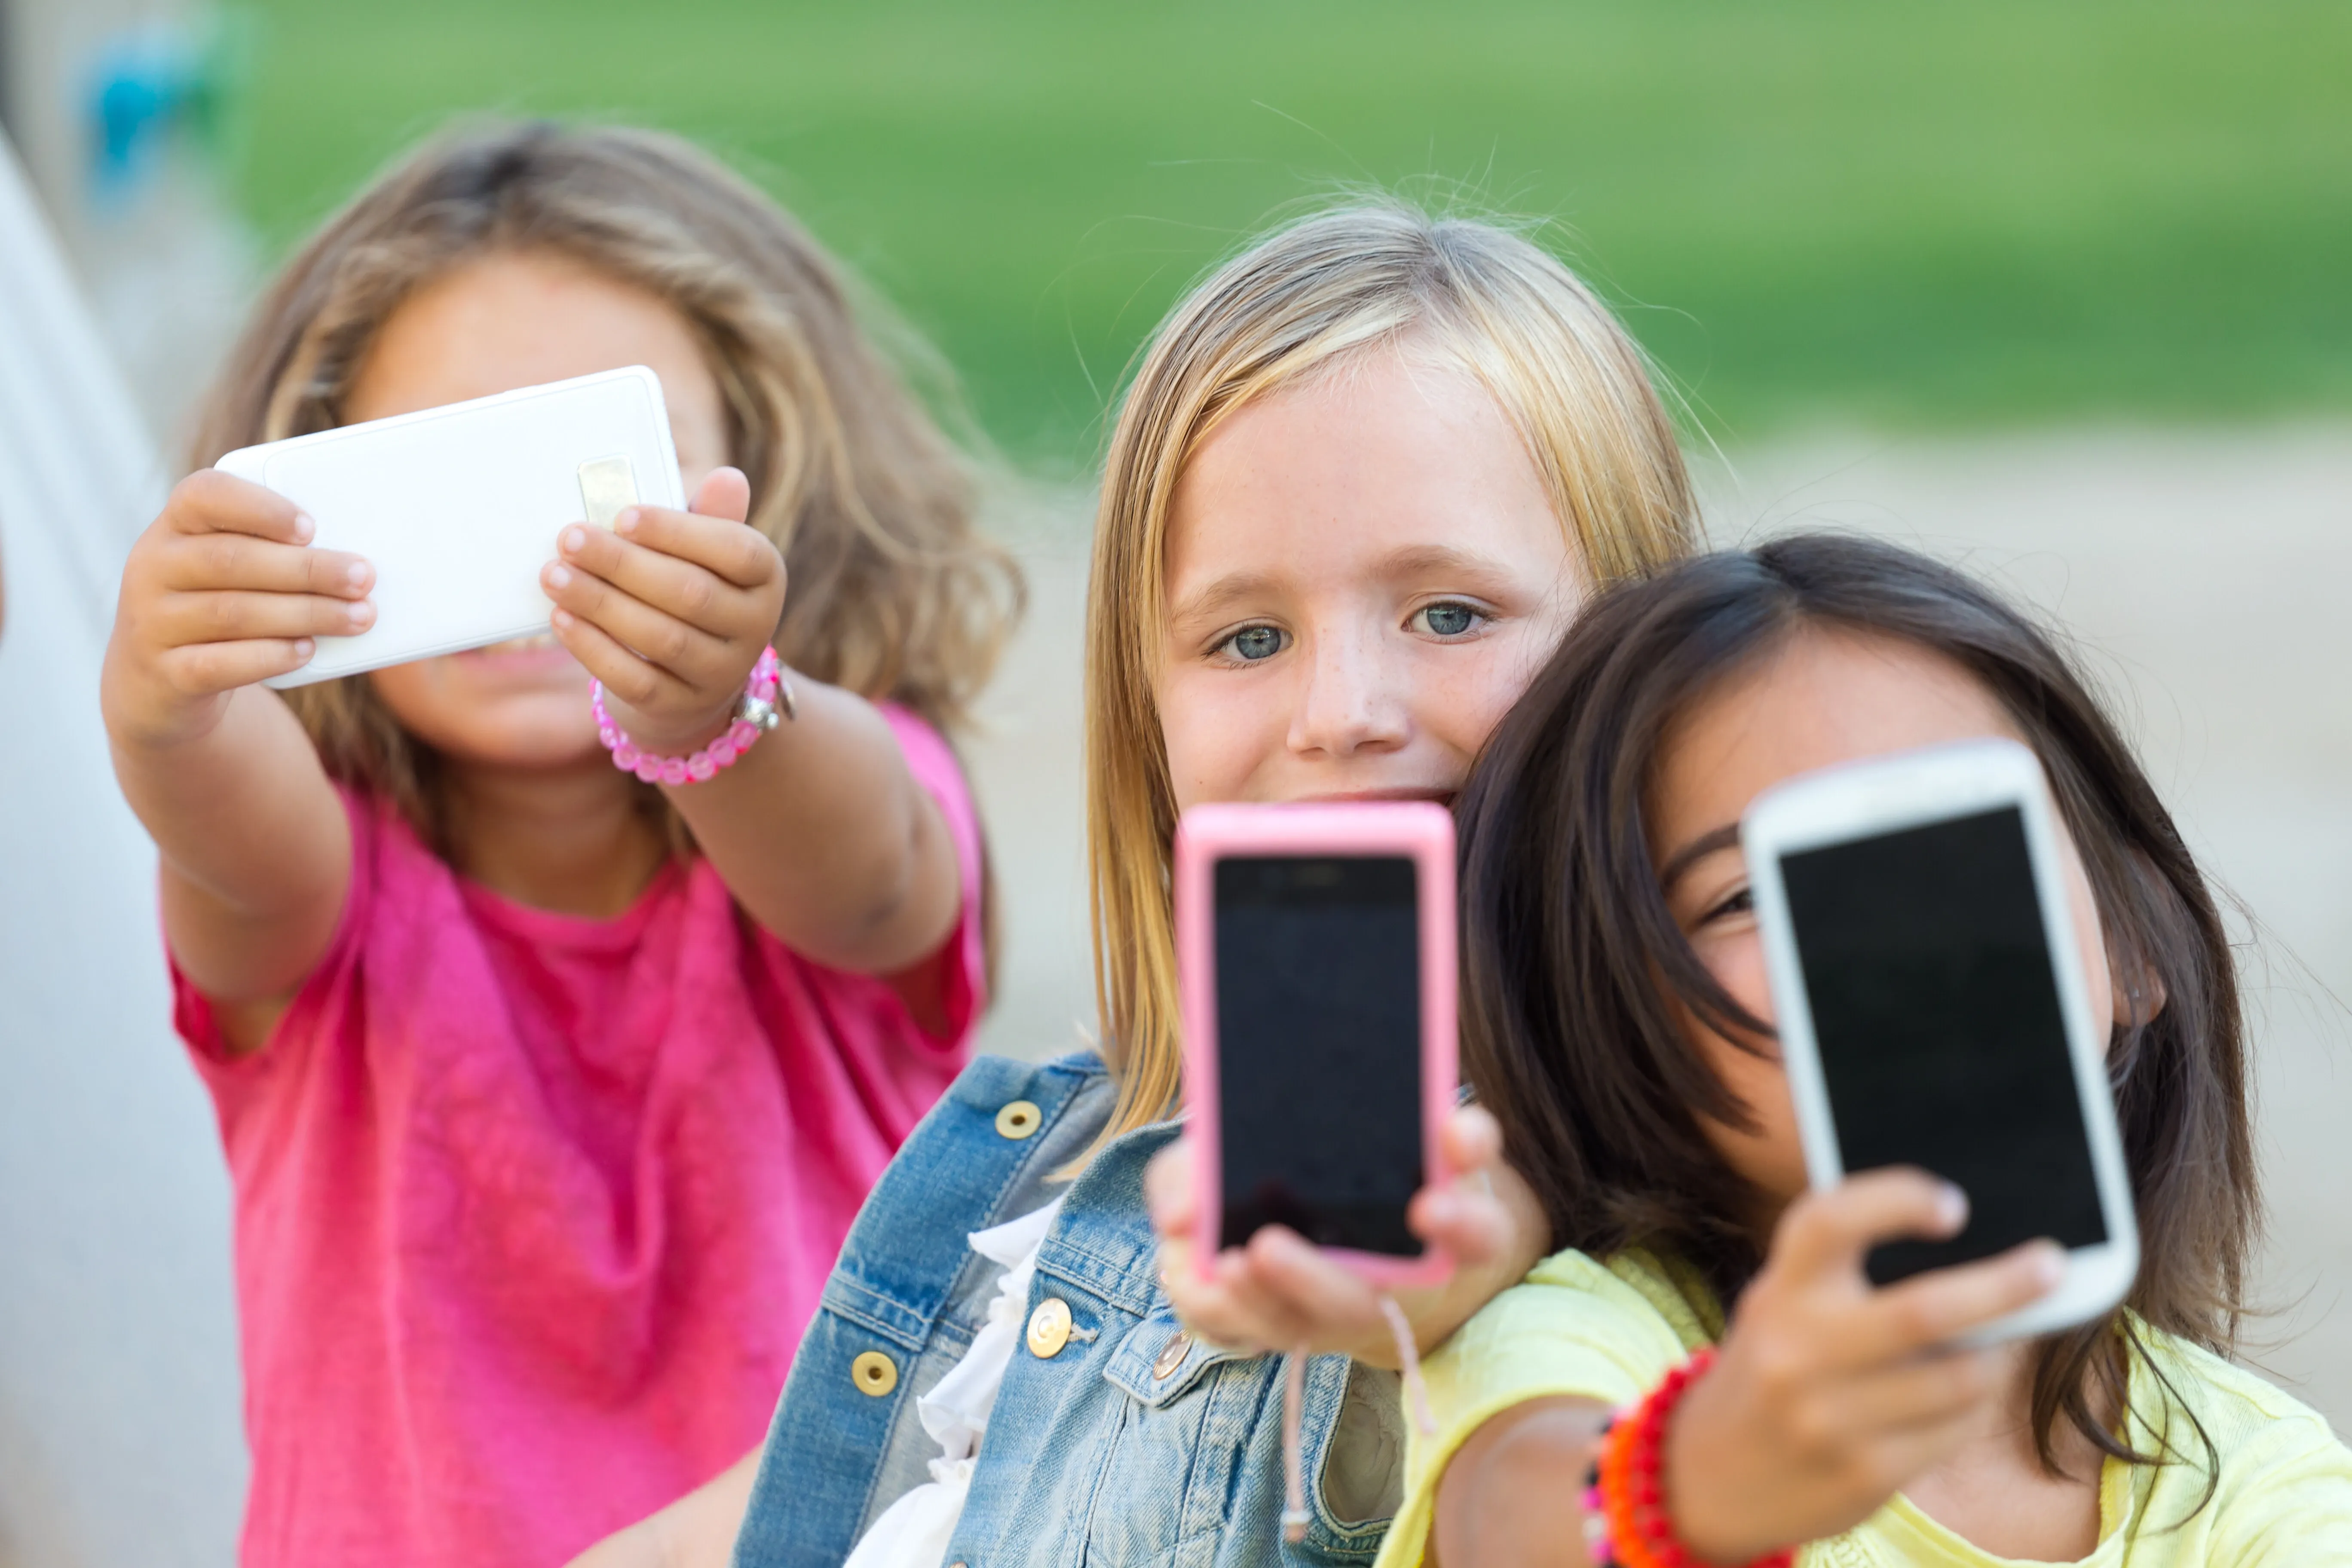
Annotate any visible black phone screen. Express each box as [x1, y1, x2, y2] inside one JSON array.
[[1213, 854, 1424, 1256], [1779, 805, 2107, 1285]]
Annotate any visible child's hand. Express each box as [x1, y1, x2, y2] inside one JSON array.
[[104, 470, 378, 745], [1144, 1104, 1548, 1366], [1664, 1169, 2064, 1562], [542, 466, 786, 757]]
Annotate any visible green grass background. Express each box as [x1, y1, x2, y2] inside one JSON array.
[[227, 0, 2350, 471]]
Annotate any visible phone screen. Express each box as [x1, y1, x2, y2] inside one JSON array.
[[1779, 805, 2107, 1285], [1213, 854, 1424, 1256]]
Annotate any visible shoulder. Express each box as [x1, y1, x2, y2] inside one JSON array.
[[1439, 1247, 1712, 1398], [1382, 1252, 1702, 1568], [2128, 1327, 2352, 1550], [876, 703, 969, 800], [2134, 1327, 2346, 1447]]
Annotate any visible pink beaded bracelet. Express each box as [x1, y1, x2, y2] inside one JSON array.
[[592, 646, 795, 785]]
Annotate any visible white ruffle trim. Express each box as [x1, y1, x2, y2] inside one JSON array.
[[842, 1195, 1066, 1568]]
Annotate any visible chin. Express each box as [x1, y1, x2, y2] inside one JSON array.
[[410, 695, 606, 771]]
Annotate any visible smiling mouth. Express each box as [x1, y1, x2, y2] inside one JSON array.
[[1291, 786, 1458, 807], [476, 634, 559, 655]]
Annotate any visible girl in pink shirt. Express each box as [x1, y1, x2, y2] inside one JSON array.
[[98, 122, 1020, 1568]]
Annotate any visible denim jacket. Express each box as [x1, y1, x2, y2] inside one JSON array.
[[732, 1051, 1399, 1568]]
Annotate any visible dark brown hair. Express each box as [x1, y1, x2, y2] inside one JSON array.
[[191, 120, 1022, 847], [1458, 531, 2255, 1478]]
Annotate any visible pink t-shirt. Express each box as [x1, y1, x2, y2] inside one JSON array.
[[174, 707, 983, 1568]]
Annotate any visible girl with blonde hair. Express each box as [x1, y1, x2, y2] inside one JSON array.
[[584, 198, 1699, 1568], [101, 121, 1019, 1568]]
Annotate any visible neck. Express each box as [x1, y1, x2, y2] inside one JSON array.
[[440, 754, 670, 917], [1897, 1338, 2113, 1557]]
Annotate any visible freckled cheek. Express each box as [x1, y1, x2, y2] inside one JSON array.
[[1156, 670, 1293, 810], [1423, 637, 1545, 756]]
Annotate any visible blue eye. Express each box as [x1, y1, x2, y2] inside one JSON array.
[[1222, 625, 1286, 662], [1415, 602, 1482, 637]]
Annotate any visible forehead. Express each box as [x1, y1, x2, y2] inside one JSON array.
[[346, 249, 711, 423], [1653, 626, 2027, 845], [1161, 350, 1567, 593]]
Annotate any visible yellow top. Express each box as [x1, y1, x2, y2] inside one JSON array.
[[1377, 1248, 2352, 1568]]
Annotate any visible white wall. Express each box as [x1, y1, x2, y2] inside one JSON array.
[[0, 131, 245, 1568]]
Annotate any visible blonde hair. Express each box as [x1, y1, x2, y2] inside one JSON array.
[[1084, 202, 1701, 1145], [191, 121, 1022, 849]]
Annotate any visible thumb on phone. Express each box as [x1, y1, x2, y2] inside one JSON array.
[[689, 465, 751, 524]]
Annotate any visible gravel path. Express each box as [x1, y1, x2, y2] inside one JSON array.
[[962, 427, 2352, 1433]]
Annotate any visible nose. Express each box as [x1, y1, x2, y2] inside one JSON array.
[[1289, 623, 1411, 760]]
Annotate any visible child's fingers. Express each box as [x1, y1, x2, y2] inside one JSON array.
[[543, 563, 737, 689], [1143, 1139, 1198, 1238], [1203, 1245, 1323, 1348], [1161, 1256, 1296, 1356], [154, 589, 374, 649], [611, 504, 782, 595], [156, 637, 317, 695], [168, 469, 316, 544], [548, 603, 702, 713], [1437, 1103, 1504, 1174], [1405, 1183, 1504, 1268], [1771, 1168, 1967, 1285], [1851, 1240, 2065, 1361], [1235, 1225, 1389, 1332], [1816, 1404, 1984, 1504], [689, 465, 753, 525], [150, 529, 372, 600], [1827, 1346, 2003, 1439], [557, 524, 776, 644]]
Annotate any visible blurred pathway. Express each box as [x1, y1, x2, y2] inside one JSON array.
[[961, 428, 2352, 1433]]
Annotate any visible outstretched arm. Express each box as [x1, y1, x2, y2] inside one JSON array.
[[1430, 1396, 1612, 1568], [101, 470, 373, 1051], [540, 469, 962, 1014], [1424, 1171, 2064, 1567]]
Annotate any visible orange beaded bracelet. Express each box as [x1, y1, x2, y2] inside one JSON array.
[[1581, 1348, 1797, 1568]]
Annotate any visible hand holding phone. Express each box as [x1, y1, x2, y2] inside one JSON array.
[[1661, 1169, 2067, 1564], [1743, 737, 2139, 1344], [540, 463, 787, 758], [103, 467, 380, 747], [1145, 1104, 1546, 1364], [213, 366, 688, 689]]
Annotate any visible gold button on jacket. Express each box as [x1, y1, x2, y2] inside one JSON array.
[[994, 1099, 1042, 1139], [1025, 1297, 1073, 1358], [1151, 1329, 1194, 1380], [849, 1350, 898, 1397]]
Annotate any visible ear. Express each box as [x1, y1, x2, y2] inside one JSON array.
[[2108, 846, 2174, 1033], [2112, 958, 2168, 1032]]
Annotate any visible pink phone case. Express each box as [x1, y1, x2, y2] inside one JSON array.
[[1174, 799, 1459, 1287]]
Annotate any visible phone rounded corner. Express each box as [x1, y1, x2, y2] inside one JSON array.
[[1958, 1237, 2138, 1348]]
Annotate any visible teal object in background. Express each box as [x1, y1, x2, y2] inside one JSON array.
[[227, 0, 2351, 470], [84, 12, 247, 199]]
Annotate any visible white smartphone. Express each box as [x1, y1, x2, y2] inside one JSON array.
[[1743, 738, 2138, 1344], [214, 365, 686, 689]]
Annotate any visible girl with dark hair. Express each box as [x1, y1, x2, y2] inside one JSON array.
[[1379, 534, 2351, 1566]]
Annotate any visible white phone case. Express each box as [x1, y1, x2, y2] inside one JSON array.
[[215, 366, 686, 689], [1742, 738, 2140, 1345]]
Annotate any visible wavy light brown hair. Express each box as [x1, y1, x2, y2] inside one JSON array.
[[1458, 532, 2257, 1482], [190, 121, 1022, 848], [1084, 202, 1702, 1145]]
